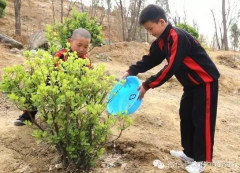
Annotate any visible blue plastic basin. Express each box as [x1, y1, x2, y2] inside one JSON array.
[[107, 76, 142, 115]]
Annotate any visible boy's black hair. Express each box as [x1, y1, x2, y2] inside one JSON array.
[[139, 4, 167, 25]]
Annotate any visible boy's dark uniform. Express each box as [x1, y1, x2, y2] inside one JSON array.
[[128, 23, 220, 162], [16, 49, 90, 124]]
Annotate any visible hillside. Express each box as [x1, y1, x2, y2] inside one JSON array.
[[0, 0, 122, 45]]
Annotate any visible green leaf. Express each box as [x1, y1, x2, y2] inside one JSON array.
[[46, 119, 53, 125]]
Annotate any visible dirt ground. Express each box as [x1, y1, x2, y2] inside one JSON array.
[[0, 42, 240, 173]]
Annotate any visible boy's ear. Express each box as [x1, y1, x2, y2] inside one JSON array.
[[158, 19, 166, 25]]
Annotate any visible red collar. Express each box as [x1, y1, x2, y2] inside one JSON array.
[[81, 54, 86, 59]]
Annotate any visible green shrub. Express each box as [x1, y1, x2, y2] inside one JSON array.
[[0, 0, 7, 8], [46, 11, 104, 55], [176, 23, 210, 50], [0, 48, 132, 171], [176, 23, 199, 39], [0, 0, 7, 18]]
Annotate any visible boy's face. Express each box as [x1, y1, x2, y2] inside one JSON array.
[[143, 19, 166, 38], [69, 36, 90, 57]]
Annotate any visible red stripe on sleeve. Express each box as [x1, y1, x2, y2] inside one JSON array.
[[149, 29, 178, 88]]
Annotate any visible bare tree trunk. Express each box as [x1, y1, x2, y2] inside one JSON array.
[[99, 9, 105, 25], [88, 0, 91, 16], [210, 35, 216, 50], [67, 1, 77, 18], [106, 0, 111, 44], [107, 8, 111, 44], [51, 0, 56, 25], [132, 0, 142, 40], [99, 13, 105, 25], [93, 1, 98, 18], [89, 0, 99, 19], [156, 0, 170, 16], [222, 0, 229, 50], [226, 1, 237, 31], [81, 0, 84, 12], [119, 0, 125, 41], [210, 9, 221, 50], [61, 0, 64, 23], [127, 0, 137, 41], [219, 24, 224, 49], [14, 0, 21, 36], [192, 19, 199, 32], [93, 6, 97, 18], [90, 0, 94, 19], [115, 0, 125, 41], [98, 0, 105, 25], [173, 16, 180, 26], [0, 34, 23, 48], [124, 0, 130, 40], [183, 10, 187, 23]]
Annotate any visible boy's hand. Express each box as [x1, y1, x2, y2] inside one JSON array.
[[122, 71, 129, 79], [138, 85, 147, 99]]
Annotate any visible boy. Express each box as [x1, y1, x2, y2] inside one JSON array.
[[14, 28, 91, 126], [123, 5, 219, 173]]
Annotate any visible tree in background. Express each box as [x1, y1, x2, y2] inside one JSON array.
[[61, 0, 63, 23], [0, 0, 7, 18], [51, 0, 84, 24], [222, 0, 228, 50], [156, 0, 183, 26], [198, 34, 210, 50], [210, 9, 221, 50], [89, 0, 100, 19], [14, 0, 21, 36], [230, 23, 240, 51], [98, 0, 106, 25], [81, 0, 84, 12], [114, 0, 145, 42], [115, 0, 125, 41], [88, 0, 106, 25], [66, 0, 78, 18], [211, 0, 239, 50], [131, 0, 145, 41], [125, 0, 146, 41], [172, 15, 180, 26], [51, 0, 56, 24], [106, 0, 112, 44], [192, 19, 199, 33], [155, 0, 170, 18]]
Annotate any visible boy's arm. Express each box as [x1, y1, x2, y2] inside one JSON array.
[[127, 41, 165, 76], [55, 49, 67, 67], [143, 30, 190, 90]]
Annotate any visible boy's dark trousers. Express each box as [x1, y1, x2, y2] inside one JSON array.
[[21, 77, 52, 121], [179, 80, 218, 162], [21, 110, 38, 120]]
